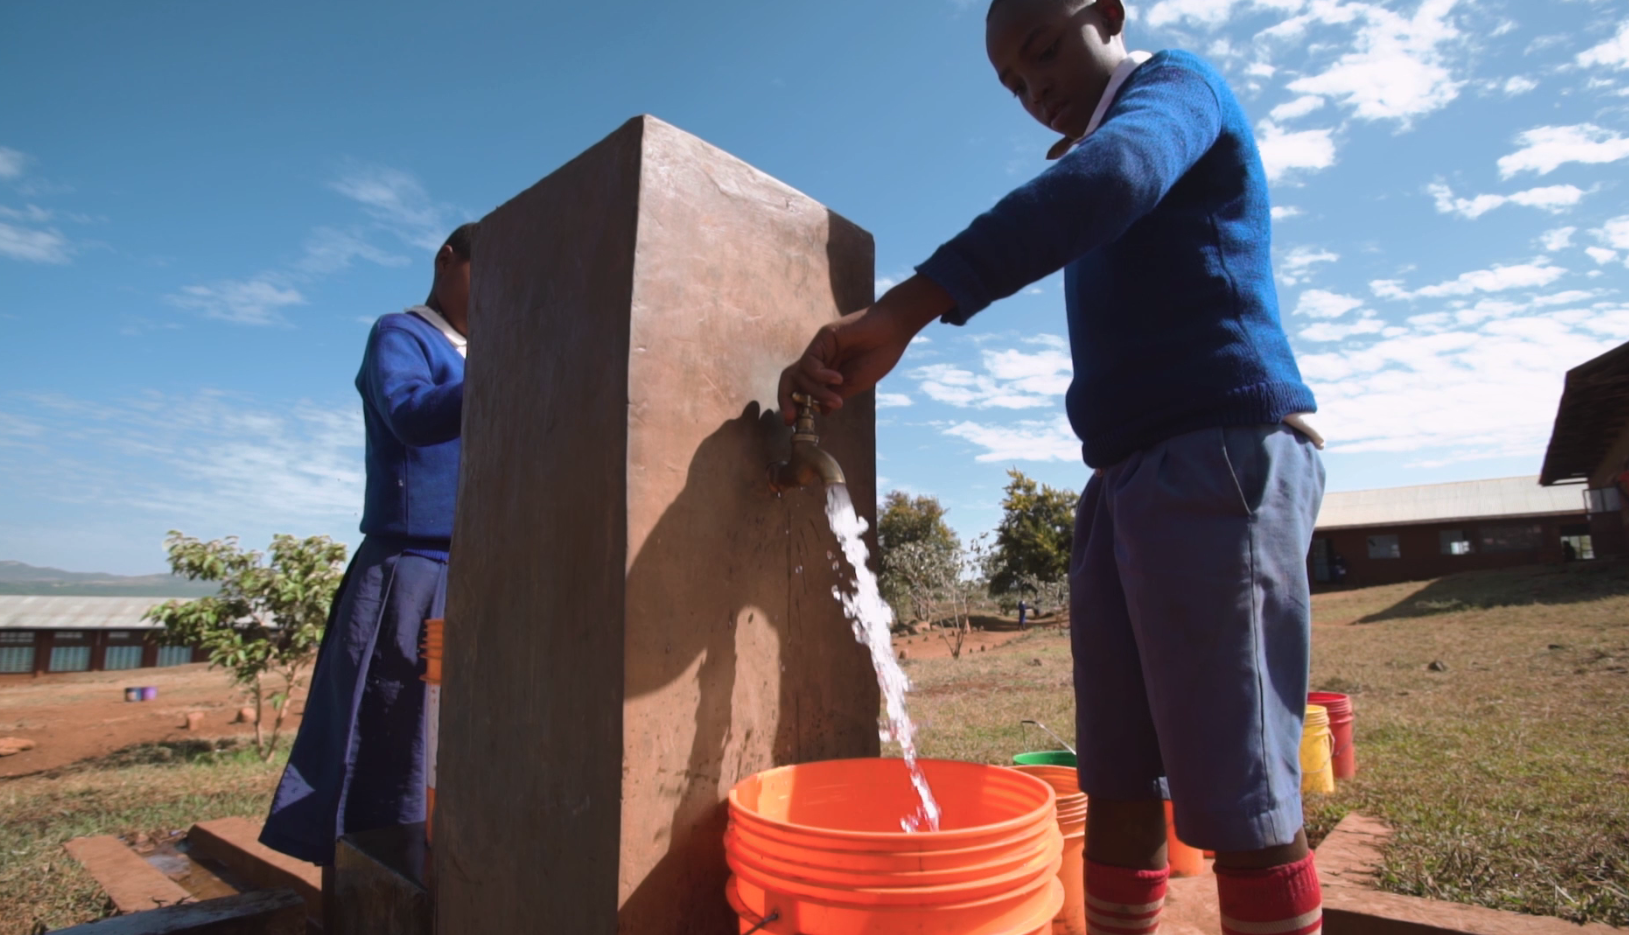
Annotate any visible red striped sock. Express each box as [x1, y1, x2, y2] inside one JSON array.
[[1085, 860, 1168, 935], [1215, 852, 1323, 935]]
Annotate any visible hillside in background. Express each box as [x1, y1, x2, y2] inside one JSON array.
[[0, 561, 218, 597]]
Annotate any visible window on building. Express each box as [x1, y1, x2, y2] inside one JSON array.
[[50, 631, 91, 672], [1367, 534, 1401, 559], [1439, 530, 1473, 556], [1311, 538, 1333, 583], [0, 631, 34, 674], [1585, 487, 1622, 515], [156, 645, 195, 667], [1561, 534, 1595, 561], [103, 645, 144, 670], [1480, 524, 1543, 553]]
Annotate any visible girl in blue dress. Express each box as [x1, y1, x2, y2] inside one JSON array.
[[261, 223, 475, 865]]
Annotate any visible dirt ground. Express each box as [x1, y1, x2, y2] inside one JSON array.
[[891, 616, 1064, 661], [0, 665, 307, 778]]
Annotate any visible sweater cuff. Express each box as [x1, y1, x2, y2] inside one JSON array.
[[916, 249, 992, 326]]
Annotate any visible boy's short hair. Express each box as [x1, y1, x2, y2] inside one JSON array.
[[986, 0, 1094, 21], [441, 222, 478, 261]]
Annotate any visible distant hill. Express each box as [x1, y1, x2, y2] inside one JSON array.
[[0, 561, 218, 597]]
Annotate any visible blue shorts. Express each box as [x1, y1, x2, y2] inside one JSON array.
[[1069, 423, 1324, 851]]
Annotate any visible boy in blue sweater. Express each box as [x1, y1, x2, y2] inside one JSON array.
[[261, 223, 474, 867], [779, 2, 1325, 933]]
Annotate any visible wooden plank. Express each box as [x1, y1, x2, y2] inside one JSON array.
[[185, 818, 321, 920], [330, 825, 431, 935], [63, 836, 192, 914], [46, 889, 304, 935]]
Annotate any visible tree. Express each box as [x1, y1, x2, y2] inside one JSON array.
[[878, 491, 958, 556], [985, 469, 1077, 598], [883, 534, 988, 660], [146, 531, 348, 761], [877, 491, 961, 628]]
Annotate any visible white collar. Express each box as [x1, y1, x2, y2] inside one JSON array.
[[405, 305, 467, 358], [1047, 50, 1154, 160]]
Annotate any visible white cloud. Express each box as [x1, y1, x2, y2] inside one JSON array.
[[1540, 227, 1576, 252], [168, 278, 306, 325], [1270, 95, 1326, 121], [1578, 20, 1629, 70], [1371, 259, 1566, 300], [0, 390, 365, 539], [329, 165, 456, 251], [1299, 314, 1385, 342], [0, 221, 71, 264], [1297, 300, 1629, 463], [1285, 0, 1465, 124], [1502, 76, 1538, 95], [1498, 124, 1629, 177], [876, 392, 913, 408], [297, 227, 411, 275], [0, 147, 25, 179], [1585, 247, 1619, 265], [1256, 122, 1337, 181], [1595, 216, 1629, 250], [0, 204, 51, 223], [1272, 206, 1304, 220], [1428, 182, 1585, 219], [1278, 245, 1339, 285], [1294, 289, 1365, 318], [943, 415, 1080, 463], [910, 336, 1072, 410]]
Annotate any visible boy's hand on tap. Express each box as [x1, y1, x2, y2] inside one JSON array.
[[778, 275, 954, 424]]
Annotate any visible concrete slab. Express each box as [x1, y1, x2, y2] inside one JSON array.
[[435, 114, 880, 935], [1316, 813, 1623, 935], [46, 889, 305, 935], [64, 835, 193, 914], [185, 818, 321, 924]]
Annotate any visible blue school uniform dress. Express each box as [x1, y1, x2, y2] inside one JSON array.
[[918, 50, 1325, 852], [260, 305, 465, 865]]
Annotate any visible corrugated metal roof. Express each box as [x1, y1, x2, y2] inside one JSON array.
[[1540, 340, 1629, 485], [1316, 476, 1585, 530], [0, 595, 186, 630]]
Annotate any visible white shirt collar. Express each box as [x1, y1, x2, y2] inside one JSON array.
[[1047, 50, 1154, 160], [405, 305, 468, 358]]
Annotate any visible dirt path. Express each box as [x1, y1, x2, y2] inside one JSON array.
[[891, 619, 1066, 661], [0, 665, 307, 778]]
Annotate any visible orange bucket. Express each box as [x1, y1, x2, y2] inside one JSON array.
[[726, 759, 1066, 934], [421, 618, 444, 845], [1007, 764, 1087, 935]]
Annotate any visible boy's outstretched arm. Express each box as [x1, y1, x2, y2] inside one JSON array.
[[777, 275, 953, 424]]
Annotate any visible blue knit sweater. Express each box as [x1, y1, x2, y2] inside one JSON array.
[[918, 50, 1316, 468], [357, 312, 463, 542]]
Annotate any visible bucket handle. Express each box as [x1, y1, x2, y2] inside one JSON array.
[[1021, 719, 1076, 755], [741, 909, 781, 935]]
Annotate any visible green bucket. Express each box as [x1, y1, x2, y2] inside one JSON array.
[[1012, 750, 1077, 767]]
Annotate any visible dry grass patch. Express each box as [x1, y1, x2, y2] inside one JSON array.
[[895, 563, 1629, 927], [0, 739, 283, 935]]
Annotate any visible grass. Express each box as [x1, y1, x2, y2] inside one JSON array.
[[894, 561, 1629, 927], [0, 739, 285, 935]]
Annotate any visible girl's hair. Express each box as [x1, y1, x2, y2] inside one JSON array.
[[441, 222, 478, 261]]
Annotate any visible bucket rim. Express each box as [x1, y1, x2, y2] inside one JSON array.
[[728, 758, 1059, 845]]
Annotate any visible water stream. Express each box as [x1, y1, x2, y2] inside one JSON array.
[[824, 483, 943, 833]]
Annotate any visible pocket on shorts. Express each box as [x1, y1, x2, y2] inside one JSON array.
[[1219, 425, 1272, 517]]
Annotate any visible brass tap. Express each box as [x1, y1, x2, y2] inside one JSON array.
[[769, 393, 847, 492]]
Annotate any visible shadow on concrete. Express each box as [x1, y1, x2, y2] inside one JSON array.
[[617, 403, 852, 932], [1357, 559, 1629, 623]]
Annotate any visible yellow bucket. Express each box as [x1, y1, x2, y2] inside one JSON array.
[[1300, 704, 1335, 795]]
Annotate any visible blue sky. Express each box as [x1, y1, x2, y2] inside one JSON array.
[[3, 0, 1628, 574]]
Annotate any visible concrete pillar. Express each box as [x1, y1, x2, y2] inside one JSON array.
[[434, 115, 881, 935]]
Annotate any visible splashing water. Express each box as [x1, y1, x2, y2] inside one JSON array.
[[824, 484, 942, 833]]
